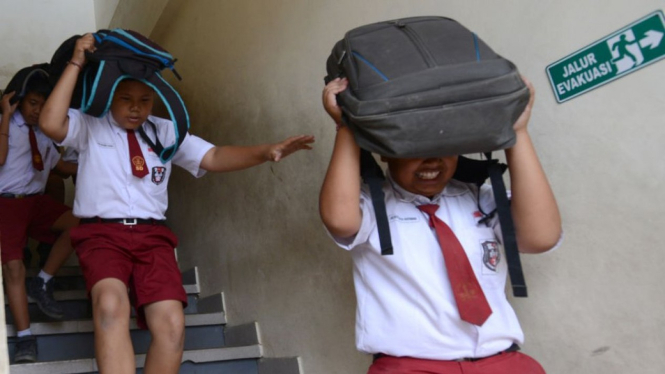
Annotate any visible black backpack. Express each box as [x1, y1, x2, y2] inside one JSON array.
[[49, 29, 188, 163], [324, 16, 529, 297], [3, 63, 52, 105]]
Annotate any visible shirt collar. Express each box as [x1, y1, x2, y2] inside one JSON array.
[[107, 112, 125, 134], [12, 111, 27, 128], [387, 170, 471, 205]]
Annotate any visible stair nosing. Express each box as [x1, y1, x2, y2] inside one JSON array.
[[8, 344, 263, 374], [5, 283, 199, 305], [6, 311, 226, 337]]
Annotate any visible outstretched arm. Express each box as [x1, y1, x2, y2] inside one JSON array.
[[319, 78, 363, 239], [40, 34, 96, 142], [506, 77, 562, 253], [0, 92, 18, 165], [199, 135, 314, 172]]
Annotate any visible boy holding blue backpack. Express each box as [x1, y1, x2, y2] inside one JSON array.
[[320, 75, 561, 373], [40, 33, 314, 373]]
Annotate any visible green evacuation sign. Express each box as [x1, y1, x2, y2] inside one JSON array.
[[547, 10, 665, 103]]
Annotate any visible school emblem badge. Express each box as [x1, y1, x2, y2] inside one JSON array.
[[482, 241, 500, 272], [132, 156, 145, 171], [151, 166, 167, 185]]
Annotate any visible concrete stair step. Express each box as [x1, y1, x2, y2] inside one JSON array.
[[6, 310, 226, 337], [7, 324, 227, 362], [8, 322, 261, 372], [258, 358, 303, 374], [9, 345, 263, 374], [5, 294, 202, 324], [5, 267, 201, 305]]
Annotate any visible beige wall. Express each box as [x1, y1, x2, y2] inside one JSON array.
[[107, 0, 169, 37], [113, 0, 665, 373], [94, 0, 120, 30]]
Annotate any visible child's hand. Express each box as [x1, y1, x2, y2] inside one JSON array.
[[0, 92, 18, 116], [268, 135, 315, 162], [72, 33, 96, 66], [513, 76, 535, 133], [322, 78, 349, 126]]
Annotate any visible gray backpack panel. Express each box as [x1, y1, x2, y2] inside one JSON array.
[[325, 16, 529, 158]]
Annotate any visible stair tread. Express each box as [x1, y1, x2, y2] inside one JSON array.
[[6, 311, 226, 337], [9, 344, 263, 374], [5, 282, 199, 305]]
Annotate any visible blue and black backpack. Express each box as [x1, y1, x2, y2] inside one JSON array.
[[49, 29, 188, 163]]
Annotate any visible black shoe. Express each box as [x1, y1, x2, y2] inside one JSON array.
[[14, 335, 37, 363], [27, 277, 64, 320]]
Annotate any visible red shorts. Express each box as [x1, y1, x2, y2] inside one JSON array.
[[0, 194, 71, 264], [368, 351, 546, 374], [70, 222, 187, 329]]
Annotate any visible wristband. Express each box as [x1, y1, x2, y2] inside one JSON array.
[[68, 60, 83, 70]]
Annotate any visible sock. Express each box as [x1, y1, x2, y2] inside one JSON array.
[[17, 329, 32, 338], [38, 270, 53, 290]]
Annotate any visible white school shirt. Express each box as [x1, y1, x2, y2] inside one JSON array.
[[0, 111, 60, 194], [330, 176, 541, 360], [61, 110, 214, 219]]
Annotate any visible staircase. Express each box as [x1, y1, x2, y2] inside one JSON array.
[[5, 255, 302, 374]]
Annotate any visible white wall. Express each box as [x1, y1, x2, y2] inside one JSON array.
[[0, 0, 97, 89]]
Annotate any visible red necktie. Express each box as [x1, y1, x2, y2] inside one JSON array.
[[418, 204, 492, 326], [28, 126, 44, 171], [127, 129, 148, 178]]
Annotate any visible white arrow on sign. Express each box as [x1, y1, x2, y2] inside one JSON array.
[[639, 30, 663, 49]]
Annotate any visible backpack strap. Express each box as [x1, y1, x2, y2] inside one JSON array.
[[137, 119, 174, 160], [484, 153, 527, 297], [141, 72, 190, 162], [359, 149, 393, 255], [80, 60, 118, 116], [453, 154, 527, 297]]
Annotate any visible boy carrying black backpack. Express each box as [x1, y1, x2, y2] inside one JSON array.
[[319, 17, 562, 373]]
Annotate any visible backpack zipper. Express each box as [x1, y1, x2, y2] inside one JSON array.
[[391, 21, 436, 68]]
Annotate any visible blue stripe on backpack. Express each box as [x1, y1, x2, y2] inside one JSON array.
[[49, 28, 189, 163]]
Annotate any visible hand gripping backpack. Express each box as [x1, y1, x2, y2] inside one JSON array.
[[49, 29, 188, 163], [324, 16, 529, 297]]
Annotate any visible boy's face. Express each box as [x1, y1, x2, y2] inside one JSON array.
[[110, 80, 154, 130], [19, 92, 46, 126], [383, 156, 459, 198]]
